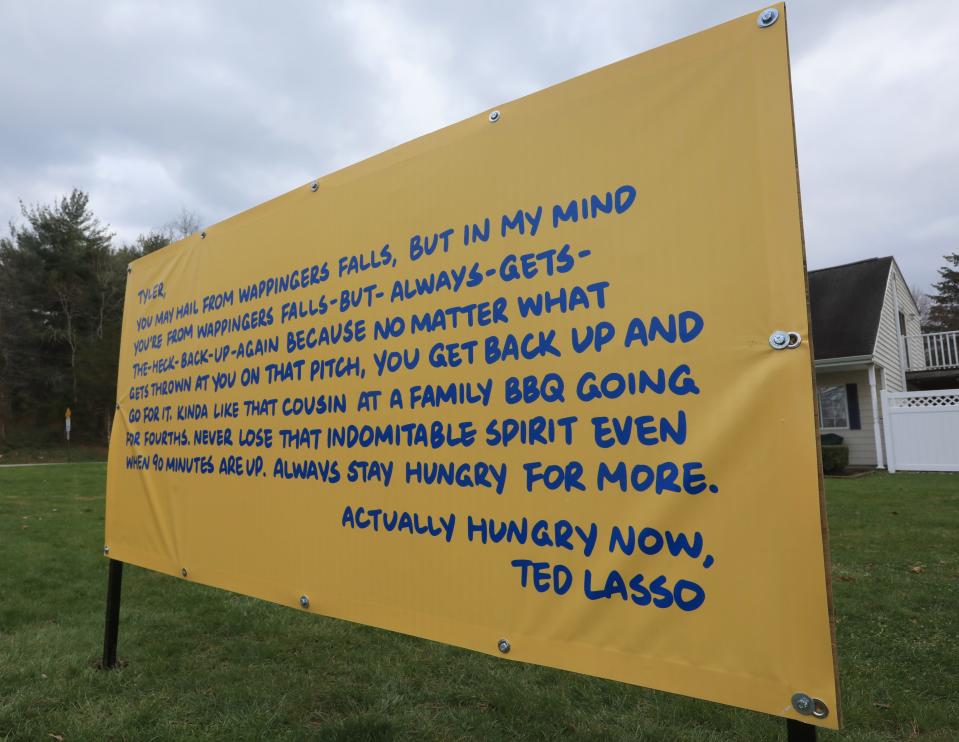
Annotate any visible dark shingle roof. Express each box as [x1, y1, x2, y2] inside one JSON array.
[[808, 257, 893, 360]]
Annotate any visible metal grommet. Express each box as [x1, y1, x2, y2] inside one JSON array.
[[497, 638, 510, 654], [812, 698, 830, 719], [310, 181, 318, 192], [299, 595, 310, 609], [488, 110, 501, 123], [103, 546, 110, 555], [769, 330, 802, 350], [757, 8, 779, 27], [200, 231, 207, 239], [180, 568, 188, 578]]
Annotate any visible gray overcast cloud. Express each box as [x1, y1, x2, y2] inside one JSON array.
[[1, 1, 956, 290]]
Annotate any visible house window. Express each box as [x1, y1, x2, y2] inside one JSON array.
[[818, 385, 849, 429], [899, 310, 911, 369]]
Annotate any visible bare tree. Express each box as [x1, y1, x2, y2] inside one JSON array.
[[162, 207, 201, 243], [910, 283, 933, 329], [51, 288, 80, 402]]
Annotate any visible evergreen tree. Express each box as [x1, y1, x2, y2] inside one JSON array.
[[927, 252, 959, 331], [0, 191, 195, 446], [0, 190, 126, 444], [134, 230, 172, 255]]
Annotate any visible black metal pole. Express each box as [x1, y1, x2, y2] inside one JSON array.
[[786, 719, 817, 741], [101, 559, 124, 668]]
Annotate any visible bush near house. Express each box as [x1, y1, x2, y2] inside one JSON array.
[[821, 444, 849, 475]]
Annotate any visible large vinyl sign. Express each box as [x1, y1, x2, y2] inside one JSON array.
[[106, 4, 840, 728]]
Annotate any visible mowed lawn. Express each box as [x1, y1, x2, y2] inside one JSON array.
[[1, 466, 956, 741]]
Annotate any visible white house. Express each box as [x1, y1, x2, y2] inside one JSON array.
[[808, 256, 959, 468]]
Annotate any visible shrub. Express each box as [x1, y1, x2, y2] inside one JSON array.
[[821, 445, 849, 475]]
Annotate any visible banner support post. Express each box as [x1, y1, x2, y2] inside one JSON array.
[[787, 719, 817, 741], [101, 559, 124, 669]]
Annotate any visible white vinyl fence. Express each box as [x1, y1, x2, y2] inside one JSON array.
[[881, 390, 959, 472]]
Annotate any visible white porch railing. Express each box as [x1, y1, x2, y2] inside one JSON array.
[[904, 330, 959, 371]]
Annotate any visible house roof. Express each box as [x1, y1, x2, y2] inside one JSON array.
[[808, 257, 893, 360]]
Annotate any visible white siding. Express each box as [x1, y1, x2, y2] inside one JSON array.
[[872, 264, 920, 390], [816, 369, 878, 467], [899, 264, 925, 371]]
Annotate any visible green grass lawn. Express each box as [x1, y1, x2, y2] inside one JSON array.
[[1, 467, 956, 741], [0, 444, 107, 466]]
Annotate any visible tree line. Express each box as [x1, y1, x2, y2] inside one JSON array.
[[1, 189, 957, 449], [0, 190, 198, 446], [925, 253, 959, 332]]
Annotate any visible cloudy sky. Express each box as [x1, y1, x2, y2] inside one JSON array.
[[1, 1, 956, 291]]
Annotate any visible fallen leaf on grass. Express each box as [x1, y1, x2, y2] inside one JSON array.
[[48, 735, 64, 741], [910, 565, 924, 574], [873, 701, 891, 709], [837, 575, 856, 582]]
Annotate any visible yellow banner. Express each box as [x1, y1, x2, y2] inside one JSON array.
[[106, 4, 839, 727]]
